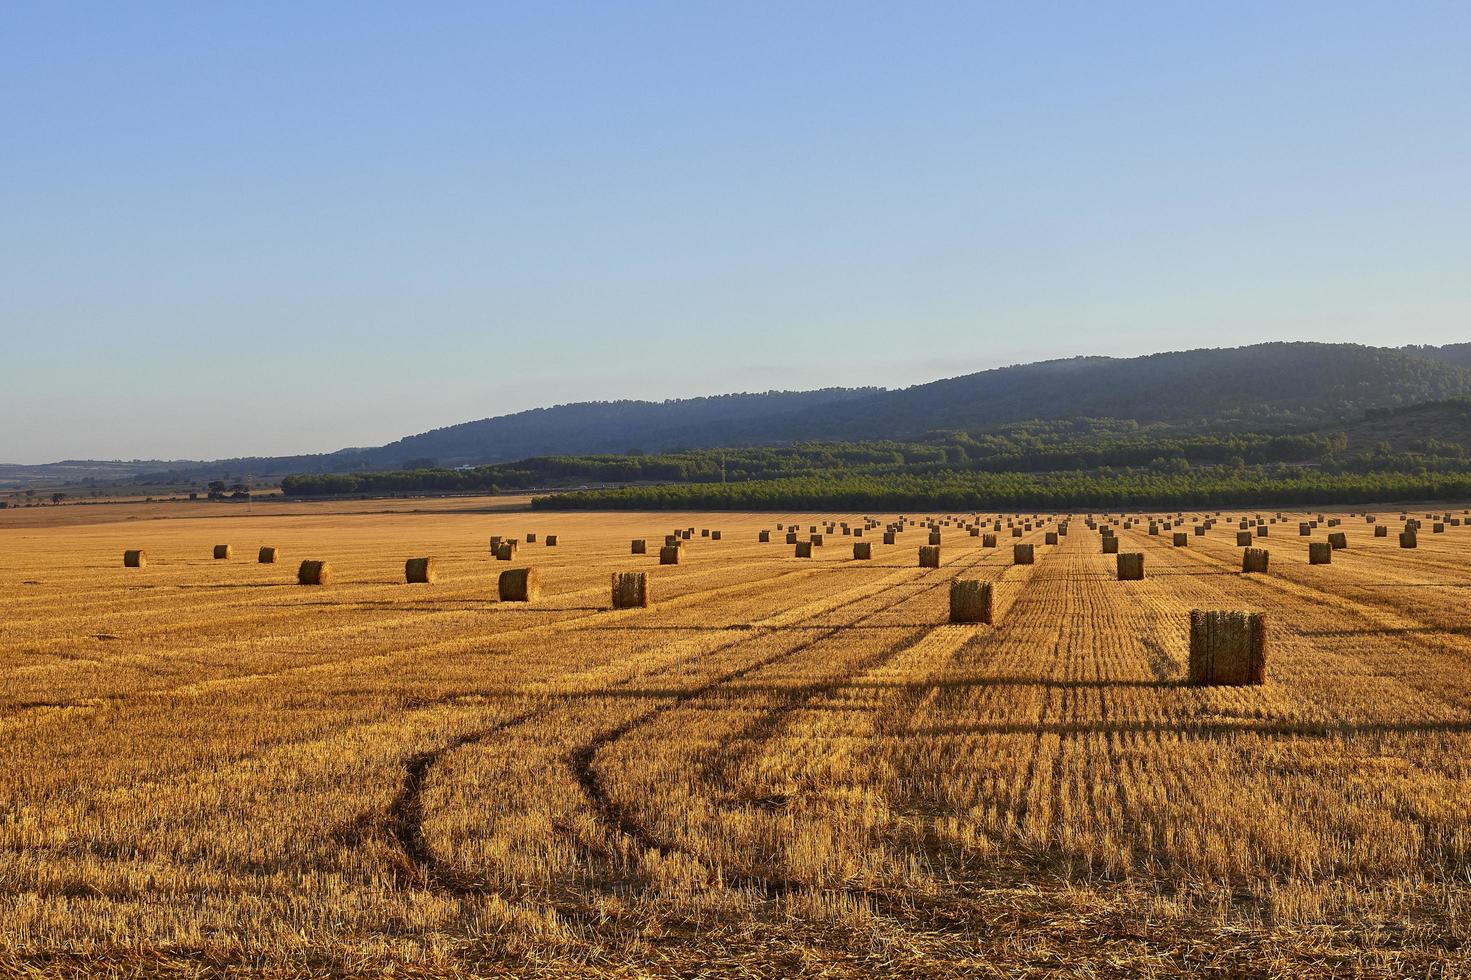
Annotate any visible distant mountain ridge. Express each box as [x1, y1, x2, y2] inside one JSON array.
[[362, 342, 1471, 466], [6, 341, 1471, 487]]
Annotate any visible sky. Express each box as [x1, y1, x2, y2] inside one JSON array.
[[2, 2, 1469, 464]]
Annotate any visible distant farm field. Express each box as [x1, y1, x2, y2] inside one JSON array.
[[4, 500, 1471, 977]]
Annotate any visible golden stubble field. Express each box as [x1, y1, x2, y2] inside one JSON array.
[[4, 499, 1471, 977]]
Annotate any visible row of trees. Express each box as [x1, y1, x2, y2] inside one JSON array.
[[280, 426, 1369, 497], [531, 466, 1471, 512]]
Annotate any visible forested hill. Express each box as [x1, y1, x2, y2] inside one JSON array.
[[313, 342, 1471, 470], [10, 342, 1471, 487], [363, 388, 877, 468], [779, 343, 1471, 441]]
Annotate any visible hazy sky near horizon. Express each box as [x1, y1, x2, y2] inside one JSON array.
[[3, 2, 1469, 463]]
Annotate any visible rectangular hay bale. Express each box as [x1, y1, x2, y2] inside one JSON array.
[[949, 580, 993, 624], [611, 572, 649, 609], [1242, 548, 1269, 573], [1188, 610, 1267, 686]]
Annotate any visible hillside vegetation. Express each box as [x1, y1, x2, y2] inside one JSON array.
[[338, 342, 1471, 466], [13, 343, 1471, 490]]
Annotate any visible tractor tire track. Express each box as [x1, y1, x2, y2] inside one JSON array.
[[380, 559, 930, 897], [569, 533, 1053, 905]]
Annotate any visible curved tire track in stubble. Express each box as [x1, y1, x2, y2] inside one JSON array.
[[381, 556, 927, 896], [386, 710, 543, 891], [570, 533, 1056, 912]]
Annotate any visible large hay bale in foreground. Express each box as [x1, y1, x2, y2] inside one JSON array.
[[213, 545, 232, 560], [1308, 542, 1332, 565], [1012, 543, 1034, 565], [659, 545, 683, 565], [949, 580, 993, 624], [123, 549, 146, 568], [631, 539, 648, 554], [711, 530, 722, 541], [405, 557, 436, 584], [1172, 532, 1189, 547], [1236, 531, 1252, 547], [297, 560, 330, 586], [611, 572, 649, 609], [1328, 532, 1347, 550], [1242, 548, 1269, 573], [1116, 553, 1145, 581], [919, 545, 941, 568], [258, 546, 279, 564], [1102, 536, 1119, 554], [795, 541, 814, 558], [1374, 525, 1388, 538], [982, 533, 997, 548], [758, 530, 770, 543], [853, 542, 872, 560], [1189, 610, 1266, 685], [1400, 530, 1418, 549], [498, 567, 540, 602]]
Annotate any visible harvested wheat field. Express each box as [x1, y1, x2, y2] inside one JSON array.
[[6, 500, 1471, 977]]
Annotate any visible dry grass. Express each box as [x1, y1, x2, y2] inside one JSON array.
[[3, 501, 1471, 977]]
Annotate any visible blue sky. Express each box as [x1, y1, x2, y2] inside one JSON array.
[[3, 2, 1468, 463]]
